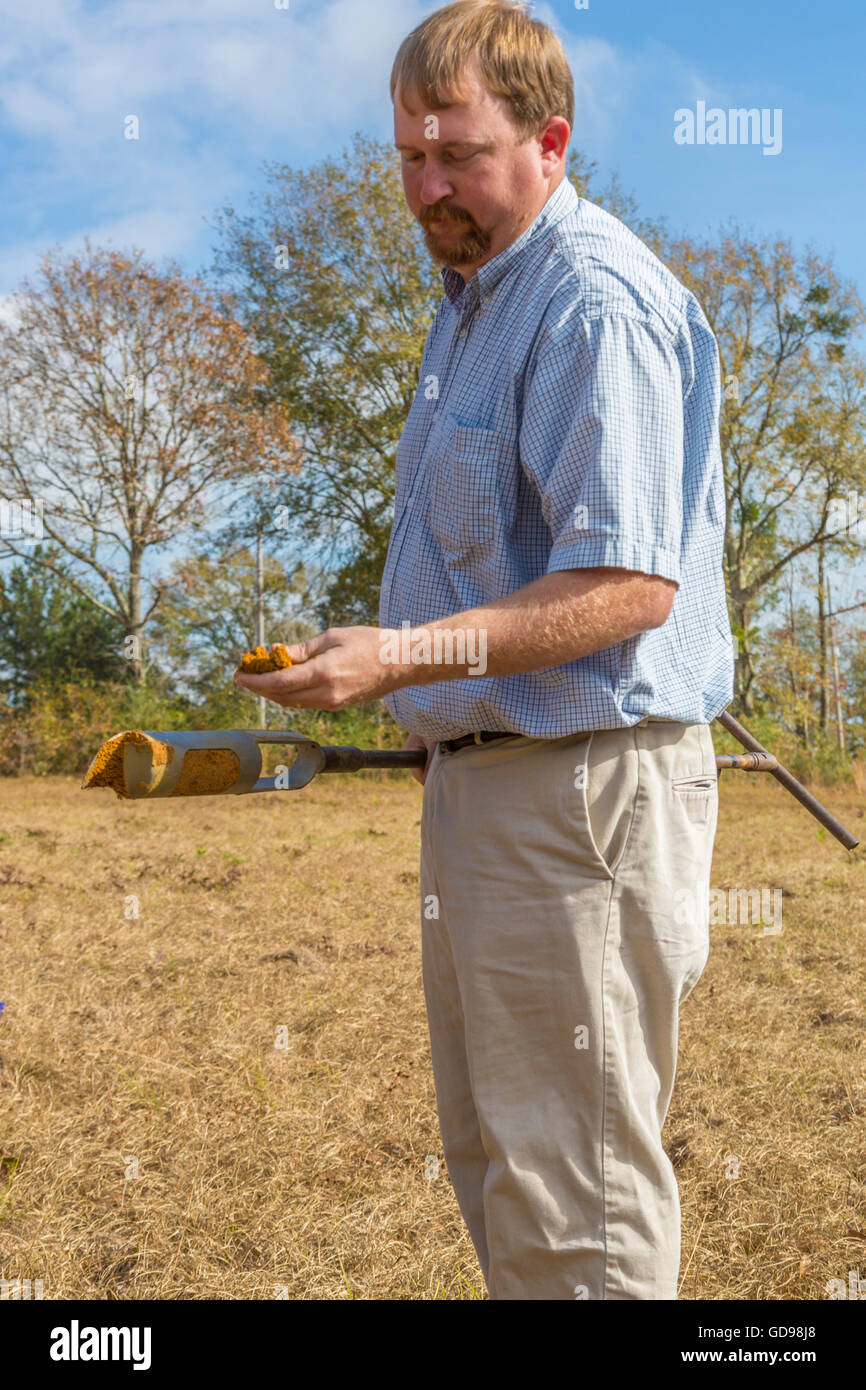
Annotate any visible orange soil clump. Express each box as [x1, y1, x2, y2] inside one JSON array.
[[82, 729, 173, 799], [172, 748, 242, 796], [237, 643, 293, 674]]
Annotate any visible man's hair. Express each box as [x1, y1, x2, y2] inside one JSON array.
[[390, 0, 574, 144]]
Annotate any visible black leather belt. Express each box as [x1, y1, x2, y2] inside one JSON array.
[[439, 730, 518, 754], [438, 717, 678, 756]]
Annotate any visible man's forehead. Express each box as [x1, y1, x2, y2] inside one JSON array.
[[394, 107, 487, 145], [394, 63, 503, 135]]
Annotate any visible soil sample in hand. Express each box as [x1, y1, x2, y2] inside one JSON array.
[[237, 644, 294, 674]]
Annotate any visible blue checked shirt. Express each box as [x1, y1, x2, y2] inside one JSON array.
[[378, 176, 735, 741]]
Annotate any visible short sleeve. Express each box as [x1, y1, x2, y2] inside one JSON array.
[[519, 313, 684, 584]]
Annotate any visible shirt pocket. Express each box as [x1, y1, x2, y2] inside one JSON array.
[[427, 413, 518, 561]]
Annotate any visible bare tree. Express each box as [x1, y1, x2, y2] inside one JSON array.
[[0, 243, 300, 680], [664, 229, 866, 714]]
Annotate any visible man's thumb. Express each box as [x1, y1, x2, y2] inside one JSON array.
[[281, 634, 325, 663]]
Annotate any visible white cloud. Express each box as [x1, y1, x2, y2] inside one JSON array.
[[0, 0, 419, 141], [565, 35, 716, 151], [0, 293, 20, 328], [0, 0, 430, 292]]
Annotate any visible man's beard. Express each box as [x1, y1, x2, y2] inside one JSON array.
[[419, 205, 492, 267]]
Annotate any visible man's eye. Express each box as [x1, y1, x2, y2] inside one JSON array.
[[402, 151, 476, 163]]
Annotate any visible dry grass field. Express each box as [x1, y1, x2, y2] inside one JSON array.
[[0, 762, 864, 1300]]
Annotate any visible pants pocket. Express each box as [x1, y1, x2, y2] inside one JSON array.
[[671, 772, 717, 824], [584, 729, 640, 877]]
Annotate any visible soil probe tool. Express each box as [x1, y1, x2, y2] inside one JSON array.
[[82, 708, 858, 851], [714, 709, 858, 850]]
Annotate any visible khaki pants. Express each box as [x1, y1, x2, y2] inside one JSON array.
[[419, 720, 719, 1300]]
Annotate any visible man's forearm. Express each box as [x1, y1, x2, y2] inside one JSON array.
[[388, 567, 677, 687], [233, 566, 678, 713]]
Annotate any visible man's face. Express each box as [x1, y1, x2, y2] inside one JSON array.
[[394, 58, 565, 279]]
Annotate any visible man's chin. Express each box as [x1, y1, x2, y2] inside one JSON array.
[[428, 245, 472, 268], [423, 230, 484, 268]]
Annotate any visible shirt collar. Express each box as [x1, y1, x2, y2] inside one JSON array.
[[441, 176, 578, 317]]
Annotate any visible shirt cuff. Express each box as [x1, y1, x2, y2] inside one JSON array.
[[547, 536, 682, 584]]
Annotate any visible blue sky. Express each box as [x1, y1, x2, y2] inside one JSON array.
[[0, 0, 863, 304]]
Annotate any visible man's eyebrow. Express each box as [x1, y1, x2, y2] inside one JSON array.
[[394, 140, 488, 151]]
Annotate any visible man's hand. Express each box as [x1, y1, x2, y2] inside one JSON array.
[[404, 731, 437, 787], [233, 626, 407, 710]]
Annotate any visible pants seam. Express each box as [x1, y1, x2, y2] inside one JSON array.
[[600, 875, 616, 1301], [601, 727, 644, 1300]]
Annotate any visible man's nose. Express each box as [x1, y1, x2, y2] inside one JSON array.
[[419, 161, 455, 205]]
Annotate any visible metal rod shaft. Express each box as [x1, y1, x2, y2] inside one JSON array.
[[319, 746, 427, 773], [322, 744, 777, 779], [716, 710, 858, 851]]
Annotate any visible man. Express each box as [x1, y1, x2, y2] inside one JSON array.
[[236, 0, 734, 1299]]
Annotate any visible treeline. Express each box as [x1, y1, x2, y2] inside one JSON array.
[[1, 136, 865, 782]]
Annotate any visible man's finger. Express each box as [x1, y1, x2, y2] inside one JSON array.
[[280, 639, 314, 663], [235, 671, 342, 709], [280, 629, 334, 664], [235, 660, 325, 696]]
